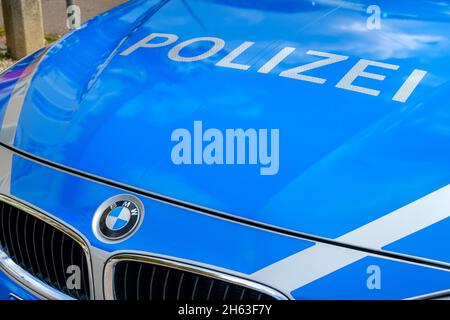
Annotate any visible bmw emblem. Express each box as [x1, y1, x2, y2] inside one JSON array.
[[92, 195, 144, 243]]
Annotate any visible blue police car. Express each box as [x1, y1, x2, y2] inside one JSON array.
[[0, 0, 449, 300]]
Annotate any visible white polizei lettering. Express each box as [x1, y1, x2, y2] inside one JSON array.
[[279, 50, 349, 84], [216, 41, 255, 70], [120, 33, 427, 102], [258, 47, 296, 74], [168, 37, 225, 62], [392, 69, 428, 103], [251, 184, 450, 292], [336, 59, 400, 96], [120, 33, 179, 56]]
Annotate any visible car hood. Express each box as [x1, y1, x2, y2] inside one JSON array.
[[3, 0, 450, 262]]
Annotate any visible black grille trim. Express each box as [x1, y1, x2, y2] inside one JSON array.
[[106, 255, 287, 301], [0, 195, 92, 300]]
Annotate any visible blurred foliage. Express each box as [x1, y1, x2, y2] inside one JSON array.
[[44, 34, 60, 44]]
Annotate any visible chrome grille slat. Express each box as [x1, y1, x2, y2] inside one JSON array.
[[14, 208, 25, 266], [22, 213, 33, 273], [31, 218, 42, 278], [0, 203, 6, 253], [123, 263, 129, 300], [69, 239, 81, 300], [163, 269, 170, 300], [240, 288, 246, 301], [7, 206, 17, 260], [206, 279, 214, 301], [50, 228, 62, 290], [136, 264, 143, 300], [192, 275, 199, 300], [59, 233, 67, 293], [176, 272, 184, 300], [0, 203, 10, 255], [41, 224, 51, 284], [223, 284, 230, 300], [81, 253, 89, 297], [149, 266, 156, 300]]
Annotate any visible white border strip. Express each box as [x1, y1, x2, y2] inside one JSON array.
[[0, 52, 46, 195], [0, 56, 43, 145]]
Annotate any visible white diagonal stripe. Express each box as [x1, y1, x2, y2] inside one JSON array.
[[252, 184, 450, 292]]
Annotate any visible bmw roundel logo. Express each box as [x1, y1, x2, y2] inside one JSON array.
[[92, 195, 144, 243]]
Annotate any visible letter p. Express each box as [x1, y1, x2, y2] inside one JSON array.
[[120, 33, 179, 56]]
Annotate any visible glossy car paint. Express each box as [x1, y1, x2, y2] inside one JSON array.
[[0, 0, 450, 299], [0, 50, 45, 127], [0, 271, 39, 300], [2, 149, 450, 299]]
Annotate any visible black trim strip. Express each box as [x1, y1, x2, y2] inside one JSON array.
[[1, 142, 450, 271]]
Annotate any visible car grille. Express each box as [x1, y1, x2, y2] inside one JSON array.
[[0, 199, 90, 300], [113, 260, 277, 301]]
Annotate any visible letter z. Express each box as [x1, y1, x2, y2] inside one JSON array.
[[280, 50, 349, 84]]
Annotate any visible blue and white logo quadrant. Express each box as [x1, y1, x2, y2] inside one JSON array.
[[105, 206, 131, 231]]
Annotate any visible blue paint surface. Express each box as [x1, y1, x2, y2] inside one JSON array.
[[1, 0, 450, 299], [0, 272, 39, 300], [8, 1, 450, 252], [10, 154, 313, 274]]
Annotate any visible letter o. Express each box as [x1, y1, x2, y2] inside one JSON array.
[[168, 37, 225, 62]]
